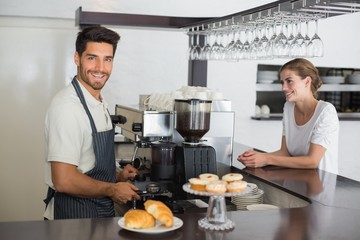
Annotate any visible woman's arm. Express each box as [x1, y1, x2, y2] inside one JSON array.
[[238, 136, 326, 169]]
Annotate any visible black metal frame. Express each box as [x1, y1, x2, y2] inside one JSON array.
[[75, 7, 211, 29]]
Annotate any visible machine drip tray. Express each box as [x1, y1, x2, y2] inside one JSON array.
[[170, 199, 208, 214], [187, 199, 209, 208]]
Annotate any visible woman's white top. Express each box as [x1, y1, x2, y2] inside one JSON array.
[[282, 100, 339, 174]]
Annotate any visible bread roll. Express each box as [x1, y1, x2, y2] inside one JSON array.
[[144, 200, 174, 228], [124, 209, 155, 229]]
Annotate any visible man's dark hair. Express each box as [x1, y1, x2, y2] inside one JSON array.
[[75, 26, 120, 57]]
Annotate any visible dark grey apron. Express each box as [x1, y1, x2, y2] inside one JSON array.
[[44, 77, 116, 219]]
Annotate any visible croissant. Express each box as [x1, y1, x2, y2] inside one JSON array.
[[124, 209, 155, 229], [144, 200, 174, 228]]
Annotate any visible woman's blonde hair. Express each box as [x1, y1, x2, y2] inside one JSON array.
[[280, 58, 322, 98]]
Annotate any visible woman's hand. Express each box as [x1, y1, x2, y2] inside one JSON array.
[[237, 149, 268, 168]]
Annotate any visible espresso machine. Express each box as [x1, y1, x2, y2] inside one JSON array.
[[112, 98, 235, 213], [112, 103, 175, 181]]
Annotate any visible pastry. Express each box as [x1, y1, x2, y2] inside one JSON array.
[[227, 180, 248, 192], [205, 180, 227, 194], [199, 173, 219, 182], [144, 200, 174, 228], [189, 177, 208, 191], [222, 173, 243, 183], [124, 209, 155, 229]]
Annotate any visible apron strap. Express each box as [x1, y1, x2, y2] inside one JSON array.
[[43, 187, 55, 208], [71, 77, 98, 134]]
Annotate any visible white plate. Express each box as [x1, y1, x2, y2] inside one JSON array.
[[246, 204, 279, 211], [118, 216, 183, 234], [257, 71, 278, 78], [346, 74, 360, 84], [257, 79, 275, 84], [321, 76, 345, 84]]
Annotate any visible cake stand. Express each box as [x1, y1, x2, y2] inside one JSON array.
[[182, 183, 252, 231]]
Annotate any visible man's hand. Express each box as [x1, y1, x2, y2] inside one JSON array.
[[117, 164, 138, 182], [110, 182, 140, 204]]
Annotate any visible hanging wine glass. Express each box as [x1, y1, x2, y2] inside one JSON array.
[[289, 15, 306, 57], [249, 20, 260, 59], [225, 24, 237, 61], [282, 17, 292, 57], [200, 33, 211, 60], [190, 26, 202, 60], [307, 15, 324, 57], [187, 27, 195, 60], [242, 25, 251, 59], [233, 28, 244, 60], [286, 16, 295, 45], [257, 18, 271, 59], [199, 24, 212, 60], [302, 14, 312, 57], [210, 23, 226, 60], [268, 16, 278, 58], [273, 13, 289, 57], [226, 31, 237, 61], [210, 31, 221, 60]]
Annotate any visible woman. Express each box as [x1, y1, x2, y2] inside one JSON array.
[[238, 58, 339, 174]]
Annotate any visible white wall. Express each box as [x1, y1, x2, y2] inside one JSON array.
[[0, 18, 76, 222], [1, 1, 360, 222]]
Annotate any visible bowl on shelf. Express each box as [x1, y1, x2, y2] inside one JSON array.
[[257, 79, 275, 84], [257, 71, 279, 81], [321, 76, 345, 84], [257, 71, 278, 77], [346, 74, 360, 84]]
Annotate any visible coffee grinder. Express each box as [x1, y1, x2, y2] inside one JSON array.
[[174, 99, 217, 185]]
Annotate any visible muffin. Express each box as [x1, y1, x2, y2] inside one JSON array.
[[222, 173, 243, 183], [205, 180, 227, 194], [199, 173, 219, 182], [227, 180, 248, 192], [189, 178, 208, 192]]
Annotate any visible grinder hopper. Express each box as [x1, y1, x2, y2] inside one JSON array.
[[174, 99, 212, 143]]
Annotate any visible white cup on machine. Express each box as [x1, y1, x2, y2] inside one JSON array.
[[194, 91, 208, 100], [210, 91, 223, 100]]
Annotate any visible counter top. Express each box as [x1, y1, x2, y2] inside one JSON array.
[[1, 148, 360, 239], [251, 112, 360, 121]]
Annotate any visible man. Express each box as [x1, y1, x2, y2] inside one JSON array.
[[44, 26, 140, 220]]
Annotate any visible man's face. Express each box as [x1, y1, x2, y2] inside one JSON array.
[[74, 42, 114, 94]]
